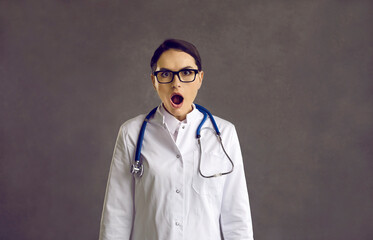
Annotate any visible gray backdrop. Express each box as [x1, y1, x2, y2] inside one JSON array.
[[1, 0, 372, 239]]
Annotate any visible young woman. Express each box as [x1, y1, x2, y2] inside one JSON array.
[[99, 39, 254, 240]]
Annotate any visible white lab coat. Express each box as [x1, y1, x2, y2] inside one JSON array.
[[99, 105, 254, 240]]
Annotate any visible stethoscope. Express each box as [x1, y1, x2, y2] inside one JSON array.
[[130, 104, 234, 178]]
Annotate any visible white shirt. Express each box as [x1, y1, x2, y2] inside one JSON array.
[[159, 104, 186, 142], [99, 104, 254, 240]]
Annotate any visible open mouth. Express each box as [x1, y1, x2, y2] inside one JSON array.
[[171, 93, 184, 107]]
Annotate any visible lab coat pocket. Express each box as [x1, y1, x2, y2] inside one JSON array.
[[192, 151, 225, 196]]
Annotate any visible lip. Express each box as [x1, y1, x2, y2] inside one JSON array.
[[170, 92, 184, 109]]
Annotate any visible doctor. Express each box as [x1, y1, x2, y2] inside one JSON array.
[[99, 39, 254, 240]]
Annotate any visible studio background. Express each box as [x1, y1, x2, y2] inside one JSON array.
[[1, 1, 372, 239]]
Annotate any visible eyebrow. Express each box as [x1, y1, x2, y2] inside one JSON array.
[[158, 66, 195, 71]]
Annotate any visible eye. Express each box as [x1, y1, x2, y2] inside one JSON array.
[[180, 70, 192, 76], [160, 71, 171, 78]]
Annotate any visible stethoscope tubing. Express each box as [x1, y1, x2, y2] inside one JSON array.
[[134, 107, 158, 162], [131, 105, 234, 178], [195, 104, 220, 137]]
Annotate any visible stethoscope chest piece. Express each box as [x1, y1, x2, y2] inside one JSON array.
[[131, 104, 234, 178], [131, 161, 144, 178]]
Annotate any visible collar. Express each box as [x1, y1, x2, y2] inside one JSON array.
[[159, 104, 184, 134], [152, 103, 202, 127]]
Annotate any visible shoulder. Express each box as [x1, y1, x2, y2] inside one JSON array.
[[204, 114, 238, 142], [119, 114, 146, 136], [211, 115, 236, 131]]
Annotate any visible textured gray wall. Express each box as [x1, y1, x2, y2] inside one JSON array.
[[1, 1, 372, 239]]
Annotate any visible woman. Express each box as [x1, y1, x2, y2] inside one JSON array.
[[99, 39, 254, 240]]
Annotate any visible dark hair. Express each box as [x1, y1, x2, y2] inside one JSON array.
[[150, 39, 202, 72]]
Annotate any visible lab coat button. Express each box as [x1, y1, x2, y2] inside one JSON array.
[[176, 189, 180, 193], [176, 154, 180, 158]]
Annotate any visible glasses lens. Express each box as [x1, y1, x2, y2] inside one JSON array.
[[156, 71, 173, 83], [179, 70, 196, 82]]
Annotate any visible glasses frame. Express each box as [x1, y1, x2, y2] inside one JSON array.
[[153, 69, 199, 84]]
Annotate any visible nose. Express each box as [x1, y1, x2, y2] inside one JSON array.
[[171, 73, 182, 88]]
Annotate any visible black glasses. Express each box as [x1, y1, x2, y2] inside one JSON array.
[[154, 69, 199, 84]]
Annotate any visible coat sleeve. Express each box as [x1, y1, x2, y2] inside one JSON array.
[[99, 125, 134, 240], [220, 125, 254, 240]]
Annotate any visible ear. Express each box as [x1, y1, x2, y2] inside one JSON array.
[[197, 71, 204, 89], [151, 74, 157, 90]]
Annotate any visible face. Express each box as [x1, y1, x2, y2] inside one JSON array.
[[151, 49, 204, 121]]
